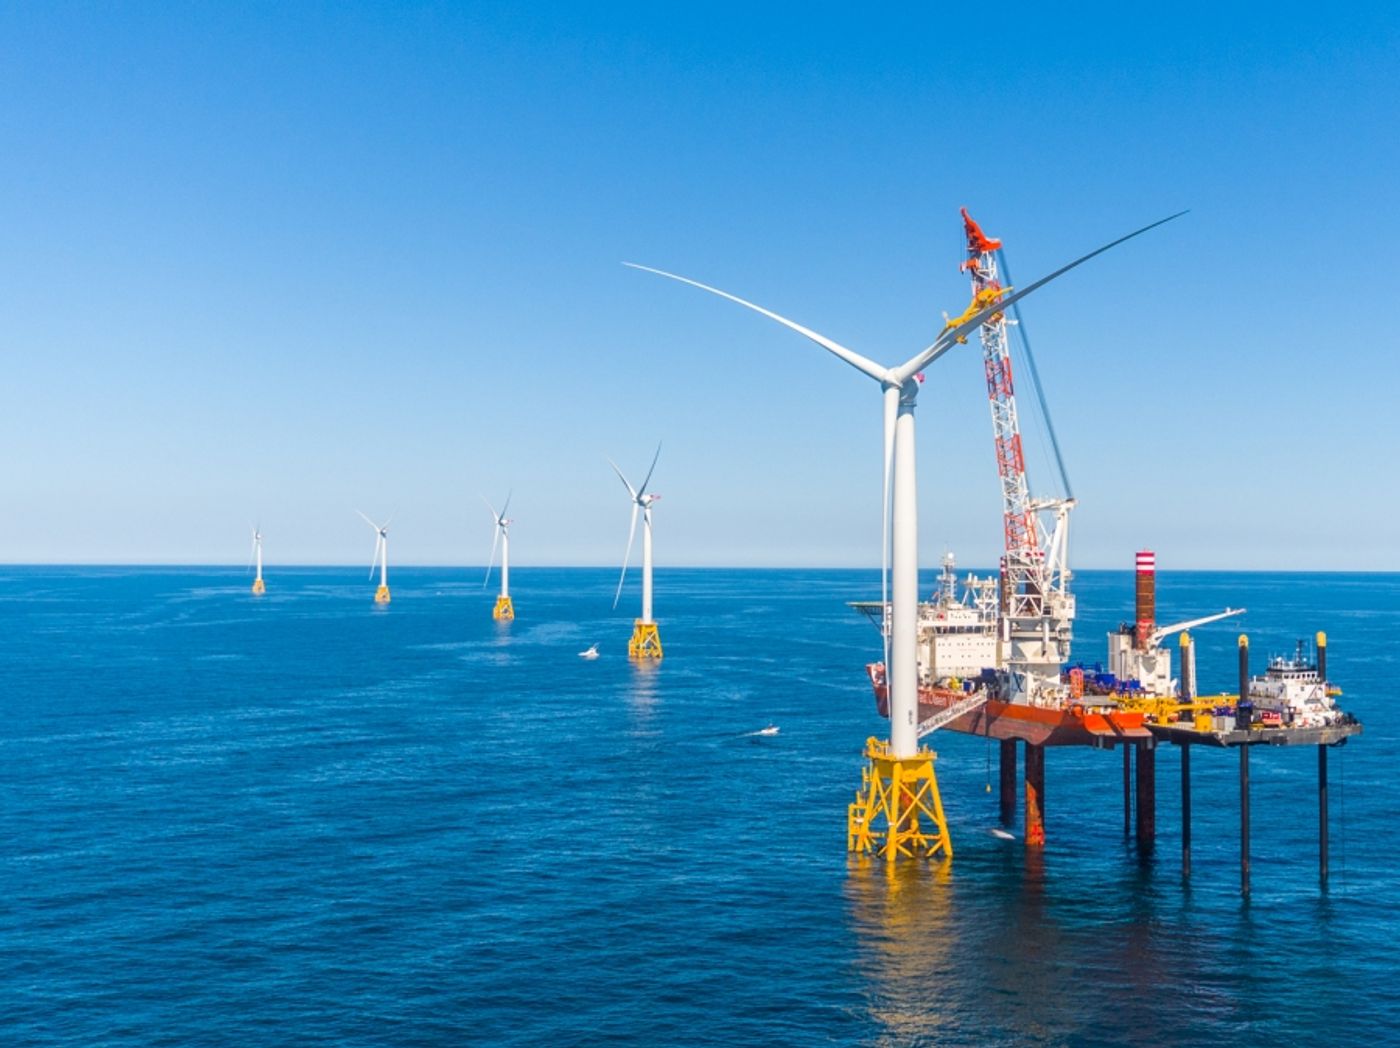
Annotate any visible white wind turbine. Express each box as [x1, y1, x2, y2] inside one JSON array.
[[483, 494, 515, 620], [610, 444, 663, 659], [627, 212, 1182, 758], [358, 511, 392, 604], [249, 525, 265, 595]]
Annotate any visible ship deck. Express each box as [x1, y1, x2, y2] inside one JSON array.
[[1148, 720, 1363, 748]]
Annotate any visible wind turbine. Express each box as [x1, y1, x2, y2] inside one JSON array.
[[358, 511, 392, 604], [627, 210, 1183, 858], [483, 494, 515, 621], [610, 444, 663, 659], [249, 525, 265, 595]]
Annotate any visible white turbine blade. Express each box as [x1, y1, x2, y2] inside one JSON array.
[[608, 458, 638, 501], [248, 535, 257, 573], [894, 211, 1188, 382], [356, 509, 379, 533], [369, 536, 381, 580], [612, 503, 640, 610], [483, 525, 501, 588], [500, 490, 513, 520], [638, 443, 662, 497], [624, 263, 888, 383], [481, 495, 498, 522]]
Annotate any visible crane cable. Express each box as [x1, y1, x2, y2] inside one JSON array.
[[996, 248, 1074, 501]]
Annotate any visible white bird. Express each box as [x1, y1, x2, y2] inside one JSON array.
[[578, 644, 600, 660]]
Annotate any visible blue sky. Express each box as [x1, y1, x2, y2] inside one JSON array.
[[2, 2, 1397, 569]]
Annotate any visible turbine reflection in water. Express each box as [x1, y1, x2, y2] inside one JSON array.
[[627, 659, 661, 731], [847, 859, 955, 1044]]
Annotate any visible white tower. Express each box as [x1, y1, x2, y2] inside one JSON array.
[[610, 445, 662, 659], [484, 495, 515, 621], [358, 511, 391, 604], [250, 526, 265, 595]]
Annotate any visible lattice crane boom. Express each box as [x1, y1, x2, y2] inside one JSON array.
[[958, 209, 1076, 701]]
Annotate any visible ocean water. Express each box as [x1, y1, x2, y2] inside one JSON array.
[[2, 566, 1398, 1046]]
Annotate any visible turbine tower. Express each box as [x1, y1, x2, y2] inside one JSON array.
[[250, 526, 265, 595], [484, 494, 515, 621], [627, 210, 1181, 861], [358, 511, 392, 604], [610, 444, 663, 659]]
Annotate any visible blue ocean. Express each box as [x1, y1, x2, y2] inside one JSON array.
[[3, 566, 1397, 1046]]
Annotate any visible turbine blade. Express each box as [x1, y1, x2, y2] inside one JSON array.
[[608, 458, 638, 501], [356, 509, 379, 532], [500, 490, 512, 520], [369, 536, 381, 580], [248, 536, 257, 573], [613, 503, 640, 610], [481, 495, 498, 522], [624, 263, 888, 383], [638, 443, 662, 496], [483, 525, 501, 588], [894, 211, 1188, 382]]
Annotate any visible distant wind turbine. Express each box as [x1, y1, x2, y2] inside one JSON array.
[[610, 443, 663, 659], [483, 494, 515, 621], [249, 525, 265, 595], [358, 511, 392, 604]]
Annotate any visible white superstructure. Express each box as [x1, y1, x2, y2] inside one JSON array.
[[917, 554, 999, 684], [854, 553, 1000, 685], [1249, 642, 1342, 728]]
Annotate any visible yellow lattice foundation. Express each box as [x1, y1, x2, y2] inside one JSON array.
[[629, 620, 662, 659], [374, 585, 391, 605], [847, 736, 952, 862], [493, 595, 515, 621], [251, 578, 265, 595]]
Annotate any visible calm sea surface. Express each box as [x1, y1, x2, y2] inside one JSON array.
[[2, 566, 1398, 1046]]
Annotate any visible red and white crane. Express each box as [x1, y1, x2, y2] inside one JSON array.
[[959, 210, 1076, 703]]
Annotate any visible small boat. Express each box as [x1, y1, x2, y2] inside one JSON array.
[[578, 644, 600, 660], [756, 725, 779, 736]]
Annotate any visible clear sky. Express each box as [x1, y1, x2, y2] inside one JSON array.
[[2, 2, 1397, 570]]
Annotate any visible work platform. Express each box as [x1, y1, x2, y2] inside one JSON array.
[[1139, 716, 1363, 895], [1149, 720, 1362, 748]]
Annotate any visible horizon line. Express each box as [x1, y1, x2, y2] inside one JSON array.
[[1, 562, 1396, 576]]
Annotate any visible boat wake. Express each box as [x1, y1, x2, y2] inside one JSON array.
[[743, 725, 780, 737]]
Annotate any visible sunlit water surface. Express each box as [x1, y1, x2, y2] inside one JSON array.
[[2, 567, 1397, 1045]]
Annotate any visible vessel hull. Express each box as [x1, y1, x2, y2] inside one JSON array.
[[873, 673, 1149, 746]]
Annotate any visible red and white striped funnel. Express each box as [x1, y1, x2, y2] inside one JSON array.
[[1135, 550, 1156, 649]]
